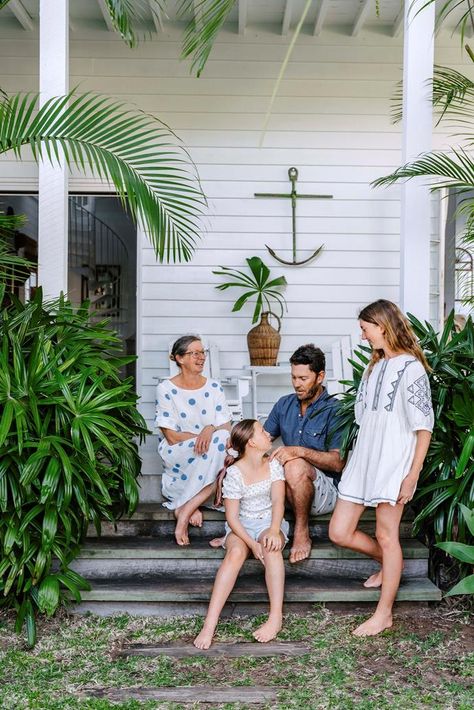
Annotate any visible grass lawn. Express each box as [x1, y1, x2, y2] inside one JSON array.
[[0, 603, 472, 709]]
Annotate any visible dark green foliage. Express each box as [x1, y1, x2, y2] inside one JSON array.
[[338, 313, 474, 553], [437, 503, 474, 596], [0, 285, 149, 645]]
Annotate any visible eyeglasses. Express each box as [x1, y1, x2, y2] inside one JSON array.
[[183, 349, 208, 359]]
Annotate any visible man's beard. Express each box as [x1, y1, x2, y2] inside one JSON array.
[[296, 384, 320, 402]]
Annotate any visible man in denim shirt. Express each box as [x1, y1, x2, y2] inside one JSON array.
[[265, 344, 344, 563]]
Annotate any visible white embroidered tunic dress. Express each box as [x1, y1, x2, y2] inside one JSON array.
[[155, 378, 231, 510], [338, 355, 434, 507]]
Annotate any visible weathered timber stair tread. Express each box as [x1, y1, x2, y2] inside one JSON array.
[[110, 504, 415, 523], [81, 574, 441, 602], [79, 537, 429, 560], [84, 685, 281, 703], [118, 641, 310, 658]]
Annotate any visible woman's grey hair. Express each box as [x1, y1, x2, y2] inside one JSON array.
[[170, 335, 201, 366]]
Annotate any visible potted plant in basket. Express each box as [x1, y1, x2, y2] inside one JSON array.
[[213, 256, 287, 365]]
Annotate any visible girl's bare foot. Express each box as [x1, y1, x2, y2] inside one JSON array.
[[253, 615, 282, 643], [209, 536, 225, 548], [193, 625, 215, 650], [189, 509, 203, 527], [352, 612, 393, 637], [174, 507, 190, 546], [363, 569, 383, 588]]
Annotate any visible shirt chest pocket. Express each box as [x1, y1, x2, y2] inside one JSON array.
[[302, 428, 326, 450]]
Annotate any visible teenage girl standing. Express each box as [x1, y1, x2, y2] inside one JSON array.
[[194, 419, 289, 649], [329, 300, 433, 636]]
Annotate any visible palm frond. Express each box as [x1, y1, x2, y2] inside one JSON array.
[[415, 0, 474, 42], [0, 91, 206, 262], [103, 0, 166, 47], [391, 64, 474, 125], [179, 0, 236, 78], [373, 148, 474, 191], [0, 0, 11, 10]]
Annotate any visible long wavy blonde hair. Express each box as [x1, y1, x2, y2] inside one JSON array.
[[359, 300, 430, 375]]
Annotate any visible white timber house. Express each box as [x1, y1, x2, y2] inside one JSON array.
[[0, 0, 471, 502]]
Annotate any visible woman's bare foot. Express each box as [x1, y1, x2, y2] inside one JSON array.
[[363, 569, 383, 588], [189, 509, 203, 527], [253, 615, 282, 643], [174, 507, 190, 546], [193, 624, 215, 650], [209, 536, 225, 548], [352, 612, 393, 637]]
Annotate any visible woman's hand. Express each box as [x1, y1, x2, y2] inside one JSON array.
[[251, 541, 265, 565], [194, 425, 216, 455], [397, 474, 418, 506], [262, 530, 282, 552]]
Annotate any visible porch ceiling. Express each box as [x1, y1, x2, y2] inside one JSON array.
[[0, 0, 467, 37]]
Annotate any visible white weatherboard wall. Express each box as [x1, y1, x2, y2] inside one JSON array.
[[0, 23, 467, 494]]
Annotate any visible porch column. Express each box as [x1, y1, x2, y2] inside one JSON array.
[[400, 0, 435, 319], [38, 0, 69, 298]]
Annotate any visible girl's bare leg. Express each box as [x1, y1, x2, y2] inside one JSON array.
[[174, 483, 215, 545], [329, 499, 383, 563], [353, 502, 405, 637], [193, 534, 249, 649], [253, 530, 285, 643]]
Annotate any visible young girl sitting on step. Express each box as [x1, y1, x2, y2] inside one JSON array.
[[329, 299, 433, 637], [193, 418, 288, 649]]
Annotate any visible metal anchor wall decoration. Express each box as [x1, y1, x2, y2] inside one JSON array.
[[254, 167, 333, 266]]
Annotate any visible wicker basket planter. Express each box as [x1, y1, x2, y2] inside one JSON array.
[[247, 311, 281, 366]]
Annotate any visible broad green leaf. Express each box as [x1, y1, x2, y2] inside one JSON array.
[[445, 574, 474, 597], [38, 575, 60, 617], [436, 541, 474, 564]]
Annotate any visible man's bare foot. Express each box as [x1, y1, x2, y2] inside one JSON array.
[[174, 507, 190, 546], [363, 569, 382, 588], [189, 509, 203, 527], [289, 532, 312, 563], [253, 615, 282, 643], [209, 536, 225, 548], [193, 624, 215, 650], [352, 612, 393, 637]]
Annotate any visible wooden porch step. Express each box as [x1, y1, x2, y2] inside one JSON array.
[[74, 574, 441, 617], [72, 537, 429, 581], [87, 504, 416, 539]]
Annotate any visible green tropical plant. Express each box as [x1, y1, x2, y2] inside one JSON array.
[[0, 272, 148, 646], [213, 255, 288, 325], [437, 503, 474, 596], [338, 313, 474, 550]]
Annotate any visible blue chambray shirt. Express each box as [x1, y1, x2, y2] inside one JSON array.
[[264, 388, 343, 479]]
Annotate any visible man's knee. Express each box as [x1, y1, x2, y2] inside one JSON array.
[[284, 458, 314, 487]]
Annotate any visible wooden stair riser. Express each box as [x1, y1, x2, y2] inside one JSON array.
[[86, 520, 415, 539]]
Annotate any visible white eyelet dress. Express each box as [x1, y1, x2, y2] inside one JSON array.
[[222, 459, 290, 542], [338, 355, 434, 507]]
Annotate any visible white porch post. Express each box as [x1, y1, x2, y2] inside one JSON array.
[[38, 0, 69, 298], [400, 0, 435, 319]]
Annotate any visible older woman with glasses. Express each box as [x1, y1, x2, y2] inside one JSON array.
[[155, 335, 232, 545]]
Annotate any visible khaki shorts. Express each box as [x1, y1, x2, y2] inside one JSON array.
[[310, 468, 338, 515]]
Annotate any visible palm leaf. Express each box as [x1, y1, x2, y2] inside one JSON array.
[[103, 0, 165, 47], [178, 0, 236, 78], [0, 91, 205, 262], [373, 149, 474, 191], [416, 1, 474, 43]]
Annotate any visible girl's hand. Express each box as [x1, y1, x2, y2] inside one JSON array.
[[194, 425, 215, 455], [251, 541, 265, 565], [397, 475, 418, 506], [262, 531, 282, 552]]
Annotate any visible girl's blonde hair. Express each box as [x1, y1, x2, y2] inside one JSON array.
[[359, 300, 430, 375], [214, 419, 257, 507]]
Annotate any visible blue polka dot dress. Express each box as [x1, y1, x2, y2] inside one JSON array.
[[155, 378, 232, 510]]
